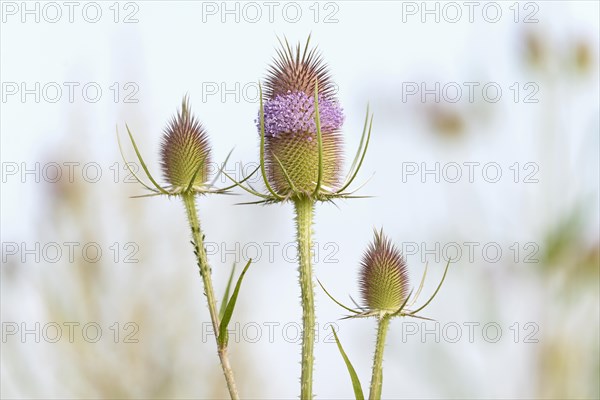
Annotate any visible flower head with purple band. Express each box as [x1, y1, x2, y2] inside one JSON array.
[[238, 35, 373, 202], [258, 91, 345, 139]]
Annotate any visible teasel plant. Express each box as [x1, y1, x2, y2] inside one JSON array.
[[117, 97, 256, 400], [320, 229, 451, 400], [224, 36, 373, 399]]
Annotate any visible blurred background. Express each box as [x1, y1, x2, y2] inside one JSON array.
[[1, 1, 598, 399]]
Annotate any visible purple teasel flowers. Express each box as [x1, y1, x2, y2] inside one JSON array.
[[117, 35, 451, 400], [231, 36, 372, 203], [223, 36, 375, 400], [260, 92, 344, 140]]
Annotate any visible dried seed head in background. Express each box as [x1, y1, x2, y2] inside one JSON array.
[[160, 97, 212, 190], [359, 229, 410, 313]]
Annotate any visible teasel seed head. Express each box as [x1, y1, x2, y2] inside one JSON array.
[[259, 37, 345, 197], [160, 96, 212, 190], [359, 229, 410, 313]]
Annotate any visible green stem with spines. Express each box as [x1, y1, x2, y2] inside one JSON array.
[[182, 193, 240, 400], [369, 314, 391, 400], [294, 196, 316, 399]]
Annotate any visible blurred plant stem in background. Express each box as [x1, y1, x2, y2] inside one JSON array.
[[522, 28, 599, 399], [1, 125, 257, 397]]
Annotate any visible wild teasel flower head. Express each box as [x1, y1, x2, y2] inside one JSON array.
[[359, 229, 410, 313], [118, 96, 234, 198], [232, 36, 373, 204], [258, 37, 345, 197], [318, 229, 449, 320], [160, 97, 212, 190]]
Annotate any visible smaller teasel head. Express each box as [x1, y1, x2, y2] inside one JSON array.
[[258, 36, 345, 198], [318, 229, 449, 319], [160, 96, 212, 191], [359, 229, 410, 313]]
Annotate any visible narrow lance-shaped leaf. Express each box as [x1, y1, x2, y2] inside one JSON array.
[[317, 279, 359, 314], [410, 258, 451, 315], [185, 155, 207, 193], [273, 153, 299, 194], [312, 80, 324, 197], [391, 288, 414, 318], [346, 105, 370, 178], [330, 326, 364, 400], [337, 113, 373, 194], [408, 262, 428, 307], [222, 170, 270, 199], [125, 124, 169, 194], [258, 83, 284, 200], [209, 148, 235, 187], [218, 259, 252, 347], [116, 126, 155, 192], [219, 262, 237, 321]]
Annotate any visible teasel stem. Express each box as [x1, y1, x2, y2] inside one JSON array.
[[294, 195, 316, 399], [369, 314, 391, 400], [182, 193, 240, 400]]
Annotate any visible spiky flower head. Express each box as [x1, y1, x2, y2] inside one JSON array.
[[160, 97, 211, 190], [359, 230, 410, 313], [258, 37, 345, 197]]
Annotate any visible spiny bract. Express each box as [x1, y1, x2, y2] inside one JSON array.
[[160, 97, 212, 190], [359, 230, 410, 313], [259, 37, 345, 197]]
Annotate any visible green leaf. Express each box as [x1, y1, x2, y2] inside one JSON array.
[[408, 262, 428, 308], [210, 148, 234, 188], [219, 164, 261, 192], [219, 263, 237, 321], [312, 80, 324, 197], [337, 110, 373, 194], [317, 279, 359, 314], [221, 170, 269, 199], [218, 259, 252, 347], [346, 105, 370, 181], [125, 124, 169, 194], [330, 326, 364, 400], [391, 288, 414, 318], [272, 153, 298, 193], [258, 83, 284, 201], [116, 125, 155, 192], [185, 154, 207, 194], [410, 258, 451, 316]]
